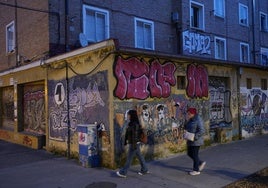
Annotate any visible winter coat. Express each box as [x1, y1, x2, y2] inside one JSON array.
[[185, 114, 205, 146], [124, 121, 141, 149]]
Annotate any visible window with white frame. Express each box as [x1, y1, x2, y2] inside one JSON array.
[[190, 1, 204, 30], [239, 3, 248, 26], [260, 48, 268, 66], [134, 18, 154, 50], [214, 0, 225, 18], [240, 42, 250, 63], [6, 21, 15, 53], [260, 12, 268, 31], [215, 37, 226, 60], [82, 5, 109, 43]]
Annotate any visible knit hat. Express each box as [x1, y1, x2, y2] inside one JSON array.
[[187, 107, 197, 115]]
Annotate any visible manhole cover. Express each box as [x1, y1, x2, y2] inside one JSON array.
[[85, 181, 117, 188]]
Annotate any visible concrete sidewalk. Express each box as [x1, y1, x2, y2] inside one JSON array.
[[0, 134, 267, 188]]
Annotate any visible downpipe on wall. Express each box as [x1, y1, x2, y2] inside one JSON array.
[[65, 61, 71, 159]]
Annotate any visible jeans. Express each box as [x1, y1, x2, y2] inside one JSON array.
[[119, 143, 148, 175], [187, 146, 203, 171]]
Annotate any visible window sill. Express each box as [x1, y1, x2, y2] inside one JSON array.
[[6, 49, 16, 56], [190, 27, 205, 32]]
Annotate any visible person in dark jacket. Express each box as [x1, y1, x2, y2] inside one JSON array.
[[184, 107, 206, 175], [116, 110, 149, 178]]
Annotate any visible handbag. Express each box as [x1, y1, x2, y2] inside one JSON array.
[[140, 129, 148, 144], [183, 131, 195, 141]]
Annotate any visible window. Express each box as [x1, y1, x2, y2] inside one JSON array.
[[240, 42, 250, 63], [260, 48, 268, 66], [239, 3, 248, 26], [215, 37, 226, 60], [190, 1, 204, 30], [260, 12, 268, 31], [261, 79, 267, 90], [6, 21, 15, 53], [83, 5, 109, 43], [177, 76, 186, 89], [134, 18, 154, 50], [246, 78, 252, 89], [214, 0, 225, 17]]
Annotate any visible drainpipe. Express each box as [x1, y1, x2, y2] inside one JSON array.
[[237, 67, 242, 140], [15, 0, 18, 67], [66, 61, 71, 159], [65, 0, 70, 52], [252, 0, 256, 64]]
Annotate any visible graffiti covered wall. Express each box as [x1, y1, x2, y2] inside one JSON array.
[[113, 56, 211, 162], [240, 87, 268, 137], [23, 82, 45, 135], [1, 86, 14, 130], [209, 77, 232, 129], [48, 71, 109, 141]]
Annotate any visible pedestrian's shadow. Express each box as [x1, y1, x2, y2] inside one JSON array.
[[149, 160, 192, 172]]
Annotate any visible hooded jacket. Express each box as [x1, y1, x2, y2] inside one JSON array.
[[124, 121, 141, 149]]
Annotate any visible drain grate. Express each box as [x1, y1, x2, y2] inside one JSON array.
[[85, 181, 117, 188]]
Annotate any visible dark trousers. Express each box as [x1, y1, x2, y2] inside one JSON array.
[[187, 146, 203, 171]]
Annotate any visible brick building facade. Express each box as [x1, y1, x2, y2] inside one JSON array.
[[0, 0, 267, 168]]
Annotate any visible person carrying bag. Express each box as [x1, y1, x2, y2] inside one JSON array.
[[116, 110, 149, 178], [184, 107, 206, 176]]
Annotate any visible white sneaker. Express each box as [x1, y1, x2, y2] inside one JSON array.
[[189, 171, 200, 175], [199, 161, 206, 171], [138, 171, 150, 175], [116, 171, 127, 178]]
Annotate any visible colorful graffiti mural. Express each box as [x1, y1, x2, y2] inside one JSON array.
[[240, 87, 268, 137], [186, 64, 208, 98], [23, 83, 45, 134], [114, 56, 176, 99], [1, 87, 14, 130], [114, 94, 209, 160], [48, 71, 109, 141]]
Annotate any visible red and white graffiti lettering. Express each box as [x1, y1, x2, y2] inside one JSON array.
[[114, 57, 176, 99], [186, 64, 208, 98]]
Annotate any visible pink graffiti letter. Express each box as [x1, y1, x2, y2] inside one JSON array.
[[186, 64, 208, 98], [149, 60, 176, 98], [114, 57, 150, 99]]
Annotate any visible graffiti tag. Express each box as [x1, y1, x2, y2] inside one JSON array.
[[183, 30, 211, 54], [186, 64, 208, 98], [114, 57, 176, 99]]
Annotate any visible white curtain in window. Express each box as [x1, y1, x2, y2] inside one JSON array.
[[85, 9, 106, 42], [144, 23, 152, 49], [7, 24, 14, 52], [216, 40, 225, 59], [86, 10, 95, 41], [96, 12, 105, 42], [136, 21, 144, 48], [215, 0, 224, 17], [239, 5, 248, 24]]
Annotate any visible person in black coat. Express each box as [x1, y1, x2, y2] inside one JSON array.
[[116, 110, 149, 178]]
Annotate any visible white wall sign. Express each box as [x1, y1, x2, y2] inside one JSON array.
[[54, 82, 65, 105]]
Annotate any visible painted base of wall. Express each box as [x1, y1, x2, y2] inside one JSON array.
[[0, 129, 45, 149]]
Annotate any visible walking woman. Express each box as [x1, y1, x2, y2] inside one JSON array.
[[116, 110, 149, 178], [184, 107, 206, 175]]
